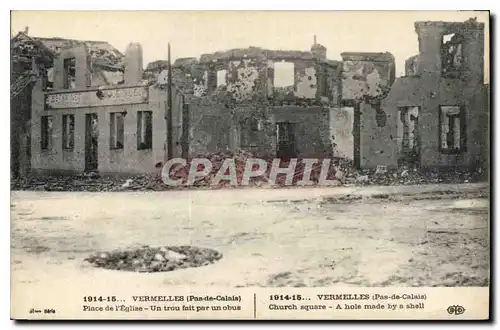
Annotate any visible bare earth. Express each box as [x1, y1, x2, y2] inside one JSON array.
[[11, 183, 489, 292]]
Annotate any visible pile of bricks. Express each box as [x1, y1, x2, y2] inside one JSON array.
[[166, 150, 343, 188]]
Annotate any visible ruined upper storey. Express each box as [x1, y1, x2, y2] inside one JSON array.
[[408, 18, 485, 82], [11, 32, 127, 89], [144, 43, 343, 106], [341, 52, 396, 103]]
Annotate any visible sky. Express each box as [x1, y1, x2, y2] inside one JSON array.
[[11, 11, 489, 78]]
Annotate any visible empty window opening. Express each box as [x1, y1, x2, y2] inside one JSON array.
[[41, 115, 53, 150], [217, 70, 227, 87], [277, 122, 291, 143], [442, 33, 464, 76], [63, 58, 76, 89], [137, 111, 153, 150], [443, 33, 455, 43], [274, 62, 295, 88], [240, 118, 259, 148], [399, 107, 419, 152], [110, 112, 125, 149], [62, 114, 75, 150], [440, 106, 465, 153], [45, 67, 54, 91]]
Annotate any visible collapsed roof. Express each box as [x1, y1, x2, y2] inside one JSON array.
[[11, 32, 125, 72]]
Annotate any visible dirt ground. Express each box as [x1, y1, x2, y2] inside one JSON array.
[[11, 183, 489, 291]]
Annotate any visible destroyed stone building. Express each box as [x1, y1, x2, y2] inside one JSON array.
[[149, 40, 345, 160], [384, 17, 488, 170], [144, 40, 395, 167], [12, 17, 489, 177], [10, 31, 126, 177]]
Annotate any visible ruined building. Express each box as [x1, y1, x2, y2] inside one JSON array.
[[17, 17, 488, 176], [152, 40, 345, 160], [27, 41, 173, 175], [11, 31, 126, 177], [384, 17, 488, 170], [144, 39, 395, 166]]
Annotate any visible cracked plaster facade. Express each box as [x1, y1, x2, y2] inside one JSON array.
[[143, 43, 344, 159]]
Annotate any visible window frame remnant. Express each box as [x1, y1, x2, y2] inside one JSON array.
[[110, 112, 125, 150], [137, 111, 153, 150], [398, 106, 420, 153], [441, 32, 464, 78], [63, 58, 76, 89], [276, 122, 291, 143], [62, 114, 75, 150], [439, 105, 467, 154], [216, 69, 227, 87], [41, 115, 53, 150], [276, 121, 297, 159]]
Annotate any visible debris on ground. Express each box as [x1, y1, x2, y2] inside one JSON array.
[[356, 175, 370, 183], [121, 179, 133, 188], [10, 151, 487, 192], [84, 245, 223, 273]]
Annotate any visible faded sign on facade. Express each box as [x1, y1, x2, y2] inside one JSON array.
[[45, 86, 149, 109]]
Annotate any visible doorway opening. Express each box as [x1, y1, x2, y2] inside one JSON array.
[[276, 122, 297, 160], [398, 106, 420, 167]]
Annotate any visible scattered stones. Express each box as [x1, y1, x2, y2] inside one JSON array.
[[356, 175, 370, 183], [11, 152, 486, 192], [375, 165, 387, 175], [84, 245, 222, 273]]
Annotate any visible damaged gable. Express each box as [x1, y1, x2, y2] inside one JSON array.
[[20, 36, 127, 88], [36, 37, 124, 69]]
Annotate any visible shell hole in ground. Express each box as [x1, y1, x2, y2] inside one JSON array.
[[84, 245, 223, 273]]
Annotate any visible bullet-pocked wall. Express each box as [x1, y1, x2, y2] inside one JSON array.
[[30, 43, 183, 175], [340, 52, 397, 168], [143, 45, 343, 158]]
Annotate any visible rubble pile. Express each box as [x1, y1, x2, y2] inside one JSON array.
[[169, 149, 271, 188], [84, 245, 223, 273], [11, 152, 486, 192], [341, 166, 486, 186], [10, 173, 169, 192], [167, 150, 341, 188]]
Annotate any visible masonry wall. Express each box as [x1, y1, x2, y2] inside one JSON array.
[[187, 102, 232, 157], [329, 107, 354, 160], [230, 105, 275, 157], [359, 102, 398, 169], [11, 61, 36, 178], [11, 85, 33, 178], [382, 76, 488, 169], [272, 106, 332, 158], [341, 53, 395, 102]]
